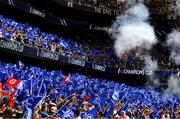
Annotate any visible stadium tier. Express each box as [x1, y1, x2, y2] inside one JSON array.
[[0, 15, 179, 71], [0, 61, 179, 118], [0, 0, 180, 118], [61, 0, 178, 17]]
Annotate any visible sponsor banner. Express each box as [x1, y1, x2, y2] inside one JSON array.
[[71, 58, 85, 67], [58, 55, 69, 63], [89, 24, 108, 31], [93, 64, 106, 72], [39, 50, 59, 60], [118, 68, 153, 76], [54, 0, 121, 15], [23, 46, 37, 56], [30, 7, 45, 18], [0, 40, 24, 52], [94, 7, 121, 15]]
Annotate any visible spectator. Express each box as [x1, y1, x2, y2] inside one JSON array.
[[119, 111, 130, 119], [0, 61, 179, 118], [74, 109, 81, 119], [40, 103, 49, 118]]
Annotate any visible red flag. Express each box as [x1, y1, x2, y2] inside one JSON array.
[[0, 83, 2, 90], [1, 106, 5, 111], [8, 97, 15, 107], [4, 77, 21, 89], [83, 96, 91, 101], [0, 83, 8, 96], [62, 76, 70, 83], [1, 90, 8, 95], [9, 90, 16, 98]]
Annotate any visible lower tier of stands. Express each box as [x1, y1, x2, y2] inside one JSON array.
[[0, 60, 179, 118]]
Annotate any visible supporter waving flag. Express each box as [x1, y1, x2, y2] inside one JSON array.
[[4, 77, 21, 89], [20, 96, 45, 119]]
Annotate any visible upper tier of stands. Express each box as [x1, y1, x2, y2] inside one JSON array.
[[64, 0, 179, 17], [0, 15, 179, 70]]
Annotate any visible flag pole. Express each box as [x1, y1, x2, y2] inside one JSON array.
[[56, 98, 72, 113], [37, 78, 44, 96], [30, 77, 33, 95], [56, 93, 77, 112]]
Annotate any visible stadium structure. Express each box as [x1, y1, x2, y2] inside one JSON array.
[[0, 0, 179, 118]]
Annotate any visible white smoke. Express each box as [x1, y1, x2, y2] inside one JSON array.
[[164, 0, 180, 95], [144, 56, 158, 71], [109, 3, 157, 58], [117, 0, 144, 5], [109, 3, 161, 90], [176, 0, 180, 15], [144, 55, 159, 87], [166, 30, 180, 95], [166, 75, 180, 95], [167, 30, 180, 65]]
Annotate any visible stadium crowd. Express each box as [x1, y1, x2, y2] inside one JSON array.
[[65, 0, 179, 18], [0, 15, 178, 70], [0, 61, 179, 118]]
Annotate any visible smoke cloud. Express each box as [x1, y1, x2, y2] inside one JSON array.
[[165, 0, 180, 95], [176, 0, 180, 15], [166, 75, 180, 95], [167, 30, 180, 65], [109, 3, 157, 58], [144, 56, 159, 87], [166, 30, 180, 95], [109, 1, 180, 95], [117, 0, 144, 6], [109, 3, 159, 88], [144, 56, 158, 71]]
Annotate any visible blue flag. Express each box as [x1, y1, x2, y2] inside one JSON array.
[[23, 107, 32, 119], [81, 108, 96, 119], [57, 106, 75, 119]]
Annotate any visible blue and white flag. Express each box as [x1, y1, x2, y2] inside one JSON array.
[[23, 106, 32, 119], [58, 106, 75, 119]]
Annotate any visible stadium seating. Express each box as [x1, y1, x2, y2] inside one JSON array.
[[64, 0, 179, 18], [0, 61, 179, 118], [0, 15, 175, 70]]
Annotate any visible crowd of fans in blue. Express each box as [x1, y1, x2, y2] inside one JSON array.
[[0, 15, 177, 70], [0, 61, 179, 118], [0, 0, 180, 119]]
